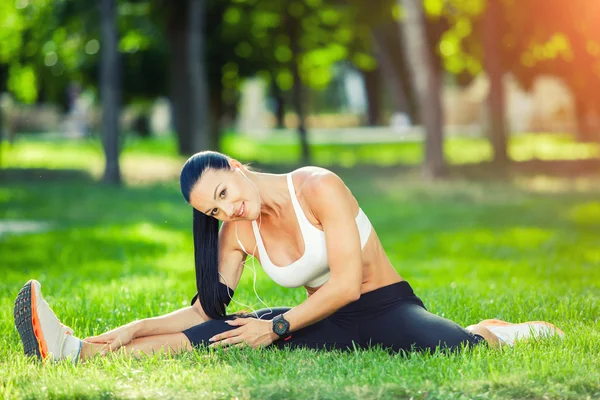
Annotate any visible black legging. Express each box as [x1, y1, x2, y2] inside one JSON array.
[[182, 281, 485, 353]]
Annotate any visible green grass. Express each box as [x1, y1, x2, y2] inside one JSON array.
[[3, 132, 600, 177], [1, 138, 600, 399], [221, 132, 600, 166]]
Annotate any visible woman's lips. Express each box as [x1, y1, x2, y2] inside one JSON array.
[[237, 202, 246, 218]]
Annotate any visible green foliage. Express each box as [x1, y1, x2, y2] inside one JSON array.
[[434, 0, 600, 122], [0, 0, 167, 106], [7, 64, 37, 104], [0, 1, 25, 62], [219, 0, 371, 92], [502, 0, 600, 111], [0, 0, 52, 103]]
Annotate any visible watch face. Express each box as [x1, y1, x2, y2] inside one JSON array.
[[274, 317, 289, 335]]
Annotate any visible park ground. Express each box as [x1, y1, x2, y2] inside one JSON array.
[[1, 133, 599, 399]]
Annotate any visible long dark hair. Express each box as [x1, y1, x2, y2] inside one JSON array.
[[180, 151, 231, 320]]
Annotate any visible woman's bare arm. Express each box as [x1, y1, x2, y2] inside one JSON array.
[[278, 172, 363, 332], [118, 222, 246, 338]]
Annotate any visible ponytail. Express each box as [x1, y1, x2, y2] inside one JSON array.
[[192, 208, 226, 320], [180, 150, 233, 320]]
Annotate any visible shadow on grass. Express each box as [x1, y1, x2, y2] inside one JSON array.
[[0, 167, 94, 182]]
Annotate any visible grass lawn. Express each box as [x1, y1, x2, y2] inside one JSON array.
[[1, 136, 600, 399], [2, 132, 600, 179]]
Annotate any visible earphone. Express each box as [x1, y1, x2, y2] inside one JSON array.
[[217, 166, 273, 319]]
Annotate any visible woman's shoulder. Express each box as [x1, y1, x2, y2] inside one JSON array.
[[291, 166, 346, 193], [292, 167, 355, 211]]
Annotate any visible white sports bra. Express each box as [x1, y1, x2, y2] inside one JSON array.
[[241, 173, 372, 289]]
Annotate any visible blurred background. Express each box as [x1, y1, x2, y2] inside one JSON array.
[[1, 0, 600, 185], [2, 4, 600, 396]]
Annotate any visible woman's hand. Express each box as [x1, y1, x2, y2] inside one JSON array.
[[84, 323, 138, 354], [209, 318, 280, 350]]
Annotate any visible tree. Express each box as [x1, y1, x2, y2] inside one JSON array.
[[349, 0, 417, 125], [0, 66, 5, 172], [445, 0, 600, 143], [361, 65, 383, 126], [164, 0, 221, 155], [370, 22, 415, 123], [483, 0, 508, 165], [100, 0, 121, 184], [501, 0, 600, 142], [286, 5, 310, 164], [188, 0, 212, 153], [213, 0, 379, 163], [398, 0, 445, 178]]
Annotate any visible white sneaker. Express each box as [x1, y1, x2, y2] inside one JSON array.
[[13, 280, 82, 363], [480, 319, 565, 346]]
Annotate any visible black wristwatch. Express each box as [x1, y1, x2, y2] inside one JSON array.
[[272, 314, 291, 337]]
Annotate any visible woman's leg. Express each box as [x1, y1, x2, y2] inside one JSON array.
[[83, 307, 293, 359], [471, 319, 565, 347], [358, 281, 566, 352], [182, 306, 360, 352], [362, 302, 564, 352], [125, 333, 193, 355], [79, 333, 193, 359], [346, 281, 487, 354], [15, 279, 198, 363], [181, 307, 291, 349], [14, 279, 301, 363], [360, 300, 490, 353]]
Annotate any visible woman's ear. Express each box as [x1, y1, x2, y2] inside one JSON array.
[[228, 159, 243, 170]]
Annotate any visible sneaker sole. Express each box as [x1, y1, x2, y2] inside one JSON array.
[[479, 318, 565, 336], [13, 280, 48, 360]]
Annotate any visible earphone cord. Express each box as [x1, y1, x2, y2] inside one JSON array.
[[218, 169, 273, 320]]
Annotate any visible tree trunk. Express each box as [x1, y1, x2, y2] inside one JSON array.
[[371, 28, 412, 120], [0, 65, 4, 172], [100, 0, 121, 185], [484, 0, 509, 166], [188, 0, 211, 152], [0, 101, 3, 171], [287, 13, 310, 164], [0, 114, 3, 173], [398, 0, 445, 178], [271, 77, 286, 129], [362, 66, 382, 126], [167, 2, 193, 155], [209, 78, 222, 151], [574, 96, 593, 142]]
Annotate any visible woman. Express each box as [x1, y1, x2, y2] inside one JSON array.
[[13, 151, 564, 363]]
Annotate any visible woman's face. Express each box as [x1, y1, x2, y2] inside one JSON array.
[[189, 166, 260, 222]]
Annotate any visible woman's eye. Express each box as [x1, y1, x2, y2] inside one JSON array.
[[220, 189, 226, 199], [211, 208, 218, 216]]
